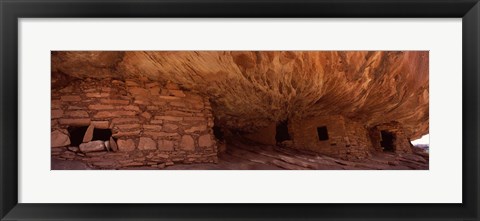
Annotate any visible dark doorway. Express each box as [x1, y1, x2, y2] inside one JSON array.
[[213, 125, 224, 140], [317, 126, 329, 141], [275, 120, 291, 143], [380, 130, 395, 152], [67, 126, 112, 147]]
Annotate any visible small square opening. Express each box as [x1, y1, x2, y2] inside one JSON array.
[[317, 126, 329, 141]]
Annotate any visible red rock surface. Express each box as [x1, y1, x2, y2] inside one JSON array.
[[51, 140, 429, 170], [52, 51, 428, 140]]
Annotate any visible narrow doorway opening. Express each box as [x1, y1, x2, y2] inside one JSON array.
[[316, 126, 329, 141], [275, 120, 291, 143], [213, 125, 224, 140], [380, 130, 395, 152]]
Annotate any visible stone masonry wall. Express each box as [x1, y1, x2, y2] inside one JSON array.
[[51, 77, 217, 169], [289, 115, 371, 160], [369, 122, 413, 154]]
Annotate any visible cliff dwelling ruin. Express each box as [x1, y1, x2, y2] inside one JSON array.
[[51, 51, 429, 170]]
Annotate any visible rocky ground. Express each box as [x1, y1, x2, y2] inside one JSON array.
[[52, 140, 429, 170]]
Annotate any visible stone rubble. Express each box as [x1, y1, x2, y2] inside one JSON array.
[[51, 130, 71, 148], [82, 124, 94, 143], [52, 139, 429, 170], [79, 140, 105, 153]]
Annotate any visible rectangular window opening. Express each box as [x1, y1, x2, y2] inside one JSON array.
[[317, 126, 329, 141]]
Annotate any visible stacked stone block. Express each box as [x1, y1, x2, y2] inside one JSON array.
[[51, 77, 217, 169], [289, 115, 372, 160], [369, 122, 413, 154]]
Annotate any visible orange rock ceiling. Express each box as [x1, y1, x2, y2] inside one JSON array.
[[52, 51, 429, 139]]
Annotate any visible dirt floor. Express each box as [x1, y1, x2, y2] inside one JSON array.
[[51, 140, 429, 170]]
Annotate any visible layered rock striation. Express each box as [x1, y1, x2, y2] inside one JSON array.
[[52, 51, 429, 140], [52, 51, 429, 159]]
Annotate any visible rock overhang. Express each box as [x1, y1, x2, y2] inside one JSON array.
[[52, 51, 429, 140]]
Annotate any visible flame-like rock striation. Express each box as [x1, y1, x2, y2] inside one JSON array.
[[52, 51, 429, 139]]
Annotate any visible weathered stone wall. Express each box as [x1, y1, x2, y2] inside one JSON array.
[[289, 115, 371, 160], [51, 77, 217, 169], [369, 122, 413, 153], [53, 51, 429, 141]]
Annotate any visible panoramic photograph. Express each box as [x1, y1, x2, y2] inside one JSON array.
[[51, 51, 429, 170]]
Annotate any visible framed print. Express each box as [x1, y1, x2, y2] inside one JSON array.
[[1, 0, 479, 220]]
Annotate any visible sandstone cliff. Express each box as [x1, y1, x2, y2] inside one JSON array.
[[52, 51, 429, 140]]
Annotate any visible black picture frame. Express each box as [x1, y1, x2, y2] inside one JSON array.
[[1, 0, 479, 220]]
